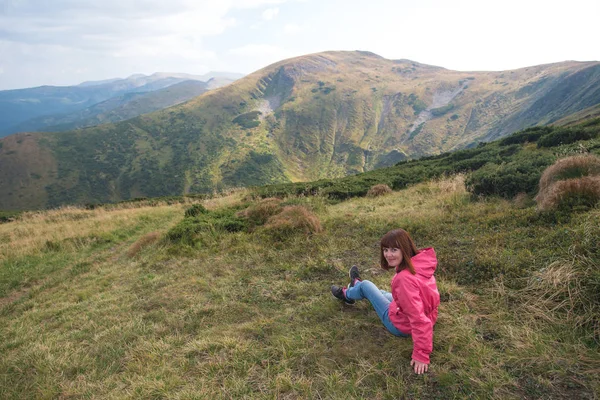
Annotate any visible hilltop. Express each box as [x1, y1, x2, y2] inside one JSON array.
[[1, 51, 600, 210]]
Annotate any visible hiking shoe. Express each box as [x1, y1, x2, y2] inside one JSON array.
[[348, 265, 361, 288], [331, 285, 355, 305]]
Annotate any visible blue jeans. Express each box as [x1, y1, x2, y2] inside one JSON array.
[[345, 280, 409, 337]]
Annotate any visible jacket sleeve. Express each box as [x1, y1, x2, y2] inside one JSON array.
[[393, 273, 433, 364]]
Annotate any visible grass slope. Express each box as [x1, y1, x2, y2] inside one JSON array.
[[1, 177, 598, 398]]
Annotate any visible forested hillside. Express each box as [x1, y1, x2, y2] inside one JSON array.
[[1, 51, 599, 210]]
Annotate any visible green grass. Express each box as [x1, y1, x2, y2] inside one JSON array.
[[1, 178, 598, 398]]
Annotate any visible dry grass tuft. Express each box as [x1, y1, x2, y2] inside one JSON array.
[[538, 154, 600, 193], [435, 174, 467, 194], [536, 176, 600, 211], [435, 174, 470, 210], [517, 210, 600, 342], [513, 192, 532, 208], [519, 257, 600, 341], [237, 198, 283, 226], [262, 206, 322, 236], [536, 155, 600, 211], [367, 184, 392, 197], [127, 231, 161, 258]]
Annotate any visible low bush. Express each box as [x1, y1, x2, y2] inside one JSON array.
[[262, 206, 322, 237], [0, 210, 21, 223], [237, 198, 283, 226], [499, 126, 551, 146], [538, 154, 600, 193], [232, 111, 262, 129], [127, 231, 160, 258], [537, 128, 596, 148], [367, 184, 393, 197], [536, 176, 600, 211], [535, 154, 600, 211], [466, 165, 533, 198], [167, 207, 248, 244], [185, 203, 209, 218]]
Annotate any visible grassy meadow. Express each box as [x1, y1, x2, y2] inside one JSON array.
[[1, 176, 599, 399]]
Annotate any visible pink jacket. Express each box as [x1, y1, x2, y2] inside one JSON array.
[[388, 247, 440, 364]]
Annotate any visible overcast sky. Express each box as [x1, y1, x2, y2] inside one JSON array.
[[0, 0, 598, 90]]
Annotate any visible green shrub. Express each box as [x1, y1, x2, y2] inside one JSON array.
[[167, 207, 248, 244], [408, 93, 427, 114], [466, 153, 555, 198], [499, 126, 551, 146], [466, 164, 539, 198], [0, 210, 21, 223], [537, 128, 596, 148], [185, 203, 209, 218], [232, 111, 262, 129]]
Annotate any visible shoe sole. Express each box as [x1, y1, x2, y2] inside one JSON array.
[[348, 265, 360, 288], [331, 291, 355, 305]]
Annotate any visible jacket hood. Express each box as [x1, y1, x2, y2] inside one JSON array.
[[411, 247, 437, 278]]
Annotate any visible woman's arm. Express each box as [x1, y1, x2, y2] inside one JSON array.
[[393, 274, 433, 368]]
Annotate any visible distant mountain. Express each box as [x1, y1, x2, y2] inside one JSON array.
[[77, 78, 123, 87], [11, 80, 211, 133], [0, 71, 243, 136], [1, 51, 599, 210]]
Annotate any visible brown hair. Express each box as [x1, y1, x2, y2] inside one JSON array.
[[380, 228, 418, 274]]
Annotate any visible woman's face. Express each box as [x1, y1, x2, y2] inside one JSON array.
[[383, 247, 403, 268]]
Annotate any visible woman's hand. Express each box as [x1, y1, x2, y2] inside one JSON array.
[[410, 359, 429, 374]]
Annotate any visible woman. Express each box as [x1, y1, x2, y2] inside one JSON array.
[[331, 228, 440, 374]]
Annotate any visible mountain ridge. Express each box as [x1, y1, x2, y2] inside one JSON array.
[[0, 71, 243, 136], [1, 51, 599, 210], [10, 80, 211, 133]]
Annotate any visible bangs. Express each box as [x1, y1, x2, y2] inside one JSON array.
[[380, 230, 402, 249]]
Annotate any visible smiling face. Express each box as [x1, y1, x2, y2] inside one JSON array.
[[379, 229, 418, 273], [383, 247, 403, 268]]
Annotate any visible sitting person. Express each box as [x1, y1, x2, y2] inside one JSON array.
[[331, 228, 440, 374]]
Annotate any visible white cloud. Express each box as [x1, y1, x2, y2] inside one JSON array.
[[228, 44, 284, 56], [262, 7, 279, 20], [1, 0, 598, 89], [283, 23, 302, 35], [233, 0, 288, 8], [0, 3, 237, 53]]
